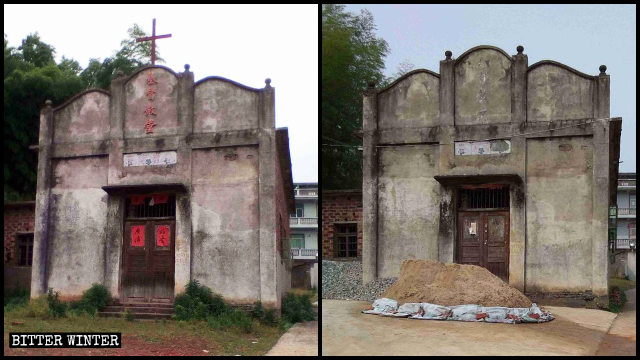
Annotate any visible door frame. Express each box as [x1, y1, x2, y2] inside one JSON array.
[[455, 185, 510, 282], [119, 194, 177, 304]]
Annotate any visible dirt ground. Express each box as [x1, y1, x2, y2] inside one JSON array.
[[322, 299, 629, 356], [265, 321, 318, 356]]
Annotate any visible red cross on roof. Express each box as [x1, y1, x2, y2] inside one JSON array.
[[135, 18, 171, 65]]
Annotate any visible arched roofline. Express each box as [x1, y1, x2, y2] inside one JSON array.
[[194, 76, 262, 92], [528, 60, 596, 80], [53, 88, 111, 112], [376, 69, 440, 95], [455, 45, 513, 65], [123, 65, 179, 86]]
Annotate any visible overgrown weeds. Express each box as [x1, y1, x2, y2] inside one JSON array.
[[608, 286, 628, 313]]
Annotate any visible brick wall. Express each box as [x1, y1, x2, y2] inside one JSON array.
[[4, 202, 35, 264], [321, 191, 363, 259]]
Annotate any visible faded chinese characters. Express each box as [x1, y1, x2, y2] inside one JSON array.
[[144, 70, 158, 134]]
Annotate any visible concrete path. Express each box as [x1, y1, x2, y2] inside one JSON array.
[[265, 321, 318, 356], [322, 299, 618, 356], [595, 288, 636, 356]]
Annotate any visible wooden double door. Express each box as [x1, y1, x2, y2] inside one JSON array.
[[122, 220, 175, 303], [457, 211, 510, 282]]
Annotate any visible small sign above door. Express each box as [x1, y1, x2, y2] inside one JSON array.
[[124, 151, 177, 167], [455, 140, 511, 156]]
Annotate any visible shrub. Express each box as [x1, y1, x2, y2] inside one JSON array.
[[174, 280, 228, 321], [281, 292, 315, 324], [608, 286, 627, 313], [81, 283, 110, 311], [206, 308, 252, 333], [263, 308, 277, 325], [46, 288, 67, 318], [21, 296, 51, 319], [251, 301, 264, 320]]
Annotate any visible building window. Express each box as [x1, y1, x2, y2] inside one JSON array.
[[630, 223, 636, 239], [291, 234, 305, 249], [16, 233, 34, 266], [631, 195, 636, 209], [295, 203, 304, 218], [335, 223, 357, 257]]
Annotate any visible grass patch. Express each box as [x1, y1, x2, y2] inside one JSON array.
[[3, 285, 30, 313], [609, 277, 636, 292], [4, 309, 285, 355]]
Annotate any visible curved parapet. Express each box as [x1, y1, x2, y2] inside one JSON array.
[[527, 61, 596, 122], [53, 89, 111, 144], [194, 77, 261, 133], [378, 70, 440, 129], [454, 46, 513, 125], [124, 66, 179, 138]]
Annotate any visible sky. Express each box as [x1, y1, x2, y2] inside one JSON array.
[[346, 4, 636, 173], [4, 4, 318, 183]]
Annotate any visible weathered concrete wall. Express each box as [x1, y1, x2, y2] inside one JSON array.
[[274, 130, 292, 306], [47, 156, 108, 296], [527, 64, 594, 122], [377, 145, 440, 278], [455, 48, 512, 125], [190, 146, 260, 304], [627, 251, 636, 281], [194, 79, 259, 133], [124, 67, 179, 138], [53, 91, 110, 144], [377, 71, 440, 129], [525, 136, 594, 293]]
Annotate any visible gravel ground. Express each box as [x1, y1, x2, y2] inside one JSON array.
[[322, 260, 397, 302]]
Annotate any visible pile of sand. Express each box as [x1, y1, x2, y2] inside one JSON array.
[[382, 260, 532, 308]]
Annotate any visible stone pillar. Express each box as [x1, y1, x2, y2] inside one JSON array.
[[436, 51, 457, 262], [104, 195, 123, 297], [362, 83, 379, 284], [175, 64, 194, 295], [107, 72, 126, 185], [511, 45, 528, 123], [259, 79, 278, 308], [591, 65, 611, 297], [31, 100, 54, 298]]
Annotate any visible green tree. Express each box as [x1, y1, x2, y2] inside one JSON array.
[[322, 4, 389, 190], [4, 24, 157, 201], [80, 24, 161, 89], [4, 34, 86, 201]]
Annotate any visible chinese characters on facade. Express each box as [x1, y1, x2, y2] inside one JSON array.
[[144, 71, 158, 134]]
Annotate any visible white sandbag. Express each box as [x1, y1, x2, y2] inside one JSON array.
[[479, 306, 513, 323], [361, 298, 398, 315], [448, 304, 482, 322], [397, 302, 422, 316], [410, 303, 452, 320]]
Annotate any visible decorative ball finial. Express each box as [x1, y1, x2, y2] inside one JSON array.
[[367, 81, 376, 89], [45, 99, 52, 107], [445, 50, 452, 60], [599, 65, 607, 75], [184, 64, 190, 71], [116, 70, 124, 78], [516, 45, 524, 54], [265, 78, 271, 86]]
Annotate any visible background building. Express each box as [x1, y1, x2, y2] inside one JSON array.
[[290, 183, 318, 288], [321, 190, 363, 260], [614, 173, 636, 280], [4, 201, 35, 292]]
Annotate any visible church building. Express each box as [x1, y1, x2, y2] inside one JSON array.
[[362, 45, 622, 305], [30, 63, 294, 310]]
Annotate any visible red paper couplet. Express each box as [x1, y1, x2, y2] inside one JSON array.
[[131, 196, 146, 205], [131, 226, 145, 247], [156, 225, 170, 247], [152, 193, 169, 204]]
